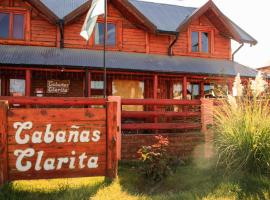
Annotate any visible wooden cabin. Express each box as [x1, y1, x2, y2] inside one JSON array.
[[0, 0, 257, 153]]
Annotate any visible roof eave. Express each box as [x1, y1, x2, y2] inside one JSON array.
[[176, 0, 257, 45], [112, 0, 158, 33], [25, 0, 59, 24], [63, 1, 92, 24]]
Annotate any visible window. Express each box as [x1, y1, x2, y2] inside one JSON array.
[[95, 23, 116, 46], [112, 80, 144, 111], [191, 32, 199, 52], [201, 32, 209, 53], [0, 11, 25, 40], [91, 80, 104, 98], [173, 83, 183, 100], [10, 79, 25, 96], [187, 82, 200, 99], [0, 13, 9, 38], [191, 30, 211, 53]]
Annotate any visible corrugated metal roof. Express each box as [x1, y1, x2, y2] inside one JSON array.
[[128, 0, 196, 32], [33, 0, 256, 44], [0, 45, 257, 77], [40, 0, 88, 19], [228, 19, 257, 44], [128, 0, 257, 44]]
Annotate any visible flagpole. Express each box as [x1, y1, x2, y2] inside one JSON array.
[[103, 0, 107, 98]]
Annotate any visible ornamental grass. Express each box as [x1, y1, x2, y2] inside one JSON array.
[[214, 72, 270, 175]]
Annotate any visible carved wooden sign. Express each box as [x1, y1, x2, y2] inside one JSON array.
[[47, 80, 70, 94], [0, 100, 119, 184]]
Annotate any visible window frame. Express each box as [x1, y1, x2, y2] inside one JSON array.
[[94, 22, 117, 47], [91, 18, 122, 50], [188, 27, 214, 54], [0, 7, 28, 41]]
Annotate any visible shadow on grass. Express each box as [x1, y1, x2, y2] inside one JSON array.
[[118, 159, 270, 200], [0, 178, 112, 200]]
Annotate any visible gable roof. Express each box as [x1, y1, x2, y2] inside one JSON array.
[[0, 45, 257, 78], [128, 0, 196, 33], [130, 0, 257, 45], [40, 0, 88, 19], [27, 0, 91, 24], [26, 0, 257, 45]]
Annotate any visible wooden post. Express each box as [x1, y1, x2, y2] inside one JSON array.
[[200, 81, 205, 98], [1, 78, 5, 96], [106, 101, 118, 179], [84, 69, 91, 97], [201, 98, 214, 158], [182, 76, 187, 99], [0, 101, 8, 186], [108, 96, 121, 160], [153, 75, 158, 124], [88, 71, 91, 97], [25, 69, 31, 97], [228, 80, 233, 95]]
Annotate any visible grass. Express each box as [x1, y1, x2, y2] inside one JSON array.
[[1, 158, 270, 200]]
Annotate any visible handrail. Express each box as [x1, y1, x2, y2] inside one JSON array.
[[121, 99, 201, 105], [122, 122, 201, 130], [0, 96, 106, 106], [122, 111, 200, 118]]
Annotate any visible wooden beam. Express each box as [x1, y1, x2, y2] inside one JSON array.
[[228, 80, 233, 94], [25, 69, 31, 97], [0, 78, 5, 96], [122, 111, 200, 118], [153, 74, 158, 123], [0, 97, 106, 106], [153, 74, 158, 99], [88, 71, 92, 97], [0, 101, 8, 186], [122, 122, 201, 130], [145, 32, 150, 53], [122, 99, 201, 105], [200, 81, 205, 98], [106, 101, 118, 179], [182, 77, 187, 99]]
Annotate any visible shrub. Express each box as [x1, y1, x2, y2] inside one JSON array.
[[137, 135, 180, 183], [214, 72, 270, 175]]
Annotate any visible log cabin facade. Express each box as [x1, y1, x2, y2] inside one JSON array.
[[0, 0, 257, 135]]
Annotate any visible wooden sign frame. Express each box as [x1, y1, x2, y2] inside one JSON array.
[[0, 99, 119, 185]]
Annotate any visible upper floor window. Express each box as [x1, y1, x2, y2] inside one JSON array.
[[94, 23, 116, 46], [0, 12, 25, 40], [191, 30, 211, 53]]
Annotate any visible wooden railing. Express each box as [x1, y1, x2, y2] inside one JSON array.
[[0, 96, 202, 133], [121, 99, 201, 132], [0, 96, 106, 106]]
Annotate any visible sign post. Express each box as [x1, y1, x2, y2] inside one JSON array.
[[0, 101, 8, 186], [0, 98, 119, 185]]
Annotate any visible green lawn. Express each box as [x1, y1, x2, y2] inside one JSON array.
[[1, 159, 270, 200]]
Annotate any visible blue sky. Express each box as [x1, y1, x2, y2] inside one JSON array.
[[141, 0, 270, 69]]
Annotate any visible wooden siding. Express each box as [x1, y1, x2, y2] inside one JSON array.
[[0, 0, 231, 60]]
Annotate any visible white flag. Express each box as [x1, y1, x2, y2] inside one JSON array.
[[80, 0, 105, 41]]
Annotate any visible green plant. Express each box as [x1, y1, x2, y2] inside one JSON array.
[[137, 135, 180, 183], [214, 72, 270, 175]]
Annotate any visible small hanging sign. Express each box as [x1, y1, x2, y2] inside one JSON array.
[[47, 80, 70, 94]]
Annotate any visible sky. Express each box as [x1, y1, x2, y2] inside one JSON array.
[[140, 0, 270, 69]]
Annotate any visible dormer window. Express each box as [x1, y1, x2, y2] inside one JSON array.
[[94, 22, 116, 46], [0, 11, 25, 40], [190, 29, 212, 54]]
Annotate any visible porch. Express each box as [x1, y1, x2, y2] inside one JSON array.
[[0, 67, 233, 133]]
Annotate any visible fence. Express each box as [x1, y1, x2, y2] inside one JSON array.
[[121, 99, 202, 134], [0, 97, 120, 186]]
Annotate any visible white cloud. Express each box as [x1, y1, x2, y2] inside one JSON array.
[[139, 0, 270, 68]]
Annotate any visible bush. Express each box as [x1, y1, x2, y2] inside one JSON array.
[[137, 135, 180, 183], [214, 72, 270, 175]]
